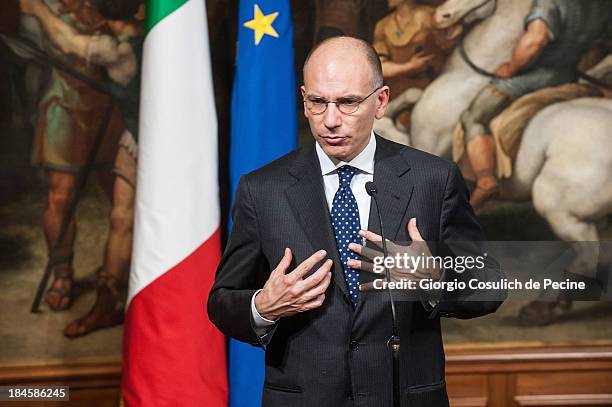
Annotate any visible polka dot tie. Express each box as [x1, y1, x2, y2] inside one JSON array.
[[331, 165, 361, 307]]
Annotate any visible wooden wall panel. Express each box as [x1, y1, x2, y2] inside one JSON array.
[[446, 344, 612, 407], [446, 374, 488, 406], [514, 394, 612, 406], [516, 371, 612, 395], [0, 357, 121, 407], [1, 344, 611, 406]]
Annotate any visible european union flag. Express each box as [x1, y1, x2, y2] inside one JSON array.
[[228, 1, 297, 406]]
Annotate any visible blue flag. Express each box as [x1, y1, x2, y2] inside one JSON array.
[[228, 1, 297, 406]]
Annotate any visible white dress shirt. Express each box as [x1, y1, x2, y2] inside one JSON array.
[[250, 133, 377, 336], [316, 132, 375, 230]]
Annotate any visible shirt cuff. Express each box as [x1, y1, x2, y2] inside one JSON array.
[[251, 289, 276, 337]]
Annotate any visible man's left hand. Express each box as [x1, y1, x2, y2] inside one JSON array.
[[348, 218, 442, 291]]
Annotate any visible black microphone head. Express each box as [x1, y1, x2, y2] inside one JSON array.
[[365, 181, 377, 197]]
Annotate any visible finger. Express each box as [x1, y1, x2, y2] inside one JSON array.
[[358, 230, 387, 252], [289, 249, 327, 280], [347, 259, 377, 273], [298, 259, 333, 291], [359, 229, 383, 243], [358, 245, 383, 262], [359, 282, 376, 292], [359, 230, 397, 253], [366, 238, 385, 252], [301, 269, 332, 301], [299, 293, 326, 311], [272, 248, 293, 276], [349, 241, 383, 255], [407, 218, 424, 242], [348, 242, 363, 255]]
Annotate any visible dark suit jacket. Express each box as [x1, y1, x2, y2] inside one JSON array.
[[208, 136, 503, 407]]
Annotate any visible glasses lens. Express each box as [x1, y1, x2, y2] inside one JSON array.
[[337, 102, 360, 114], [305, 100, 327, 114]]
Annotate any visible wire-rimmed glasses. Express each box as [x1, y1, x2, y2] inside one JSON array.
[[303, 86, 383, 115]]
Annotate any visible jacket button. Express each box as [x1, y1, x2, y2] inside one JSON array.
[[349, 340, 359, 351]]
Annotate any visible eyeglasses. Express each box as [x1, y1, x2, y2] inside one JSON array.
[[303, 86, 382, 115]]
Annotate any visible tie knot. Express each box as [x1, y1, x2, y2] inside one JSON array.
[[337, 165, 358, 188]]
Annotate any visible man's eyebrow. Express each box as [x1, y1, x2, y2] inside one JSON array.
[[305, 93, 362, 100]]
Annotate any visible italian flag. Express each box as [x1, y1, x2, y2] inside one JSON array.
[[122, 0, 228, 405]]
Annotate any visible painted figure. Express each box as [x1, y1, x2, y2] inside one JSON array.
[[458, 0, 611, 209], [373, 0, 459, 100], [21, 0, 141, 336], [373, 0, 460, 130], [402, 0, 612, 325], [23, 0, 127, 310]]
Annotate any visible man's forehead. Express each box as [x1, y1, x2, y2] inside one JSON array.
[[303, 82, 367, 98], [304, 53, 372, 96]]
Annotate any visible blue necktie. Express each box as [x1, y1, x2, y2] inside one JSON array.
[[331, 165, 361, 306]]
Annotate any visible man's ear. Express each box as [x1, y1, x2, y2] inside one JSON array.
[[375, 85, 390, 120]]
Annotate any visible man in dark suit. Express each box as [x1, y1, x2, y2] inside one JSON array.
[[208, 36, 503, 407]]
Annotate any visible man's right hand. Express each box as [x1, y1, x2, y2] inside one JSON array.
[[255, 248, 333, 321]]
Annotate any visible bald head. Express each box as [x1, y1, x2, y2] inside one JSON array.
[[300, 36, 389, 163], [303, 36, 384, 89]]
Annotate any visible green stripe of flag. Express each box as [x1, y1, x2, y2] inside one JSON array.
[[145, 0, 189, 34]]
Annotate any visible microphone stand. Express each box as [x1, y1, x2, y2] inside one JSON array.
[[366, 182, 401, 407]]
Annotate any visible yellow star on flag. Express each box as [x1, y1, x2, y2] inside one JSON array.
[[243, 4, 279, 46]]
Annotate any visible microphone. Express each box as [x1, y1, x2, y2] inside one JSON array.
[[365, 182, 401, 407]]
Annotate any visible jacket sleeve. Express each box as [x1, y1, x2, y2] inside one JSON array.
[[429, 162, 506, 319], [207, 175, 270, 346]]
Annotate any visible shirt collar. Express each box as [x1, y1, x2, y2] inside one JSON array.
[[315, 131, 376, 176]]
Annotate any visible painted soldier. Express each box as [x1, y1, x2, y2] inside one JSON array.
[[459, 0, 611, 209], [21, 0, 142, 335], [24, 0, 127, 311]]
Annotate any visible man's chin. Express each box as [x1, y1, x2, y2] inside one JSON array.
[[319, 143, 351, 161]]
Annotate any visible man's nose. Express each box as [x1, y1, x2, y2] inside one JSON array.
[[323, 103, 342, 129]]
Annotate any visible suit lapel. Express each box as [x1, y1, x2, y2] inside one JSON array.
[[358, 136, 414, 312], [368, 137, 414, 241], [285, 143, 349, 299]]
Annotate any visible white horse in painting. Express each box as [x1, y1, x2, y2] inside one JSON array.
[[374, 0, 612, 322], [410, 0, 530, 156], [401, 0, 612, 244]]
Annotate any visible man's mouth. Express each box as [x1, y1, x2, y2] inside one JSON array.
[[321, 135, 347, 145]]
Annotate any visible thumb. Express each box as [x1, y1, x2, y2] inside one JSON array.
[[407, 218, 424, 242]]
